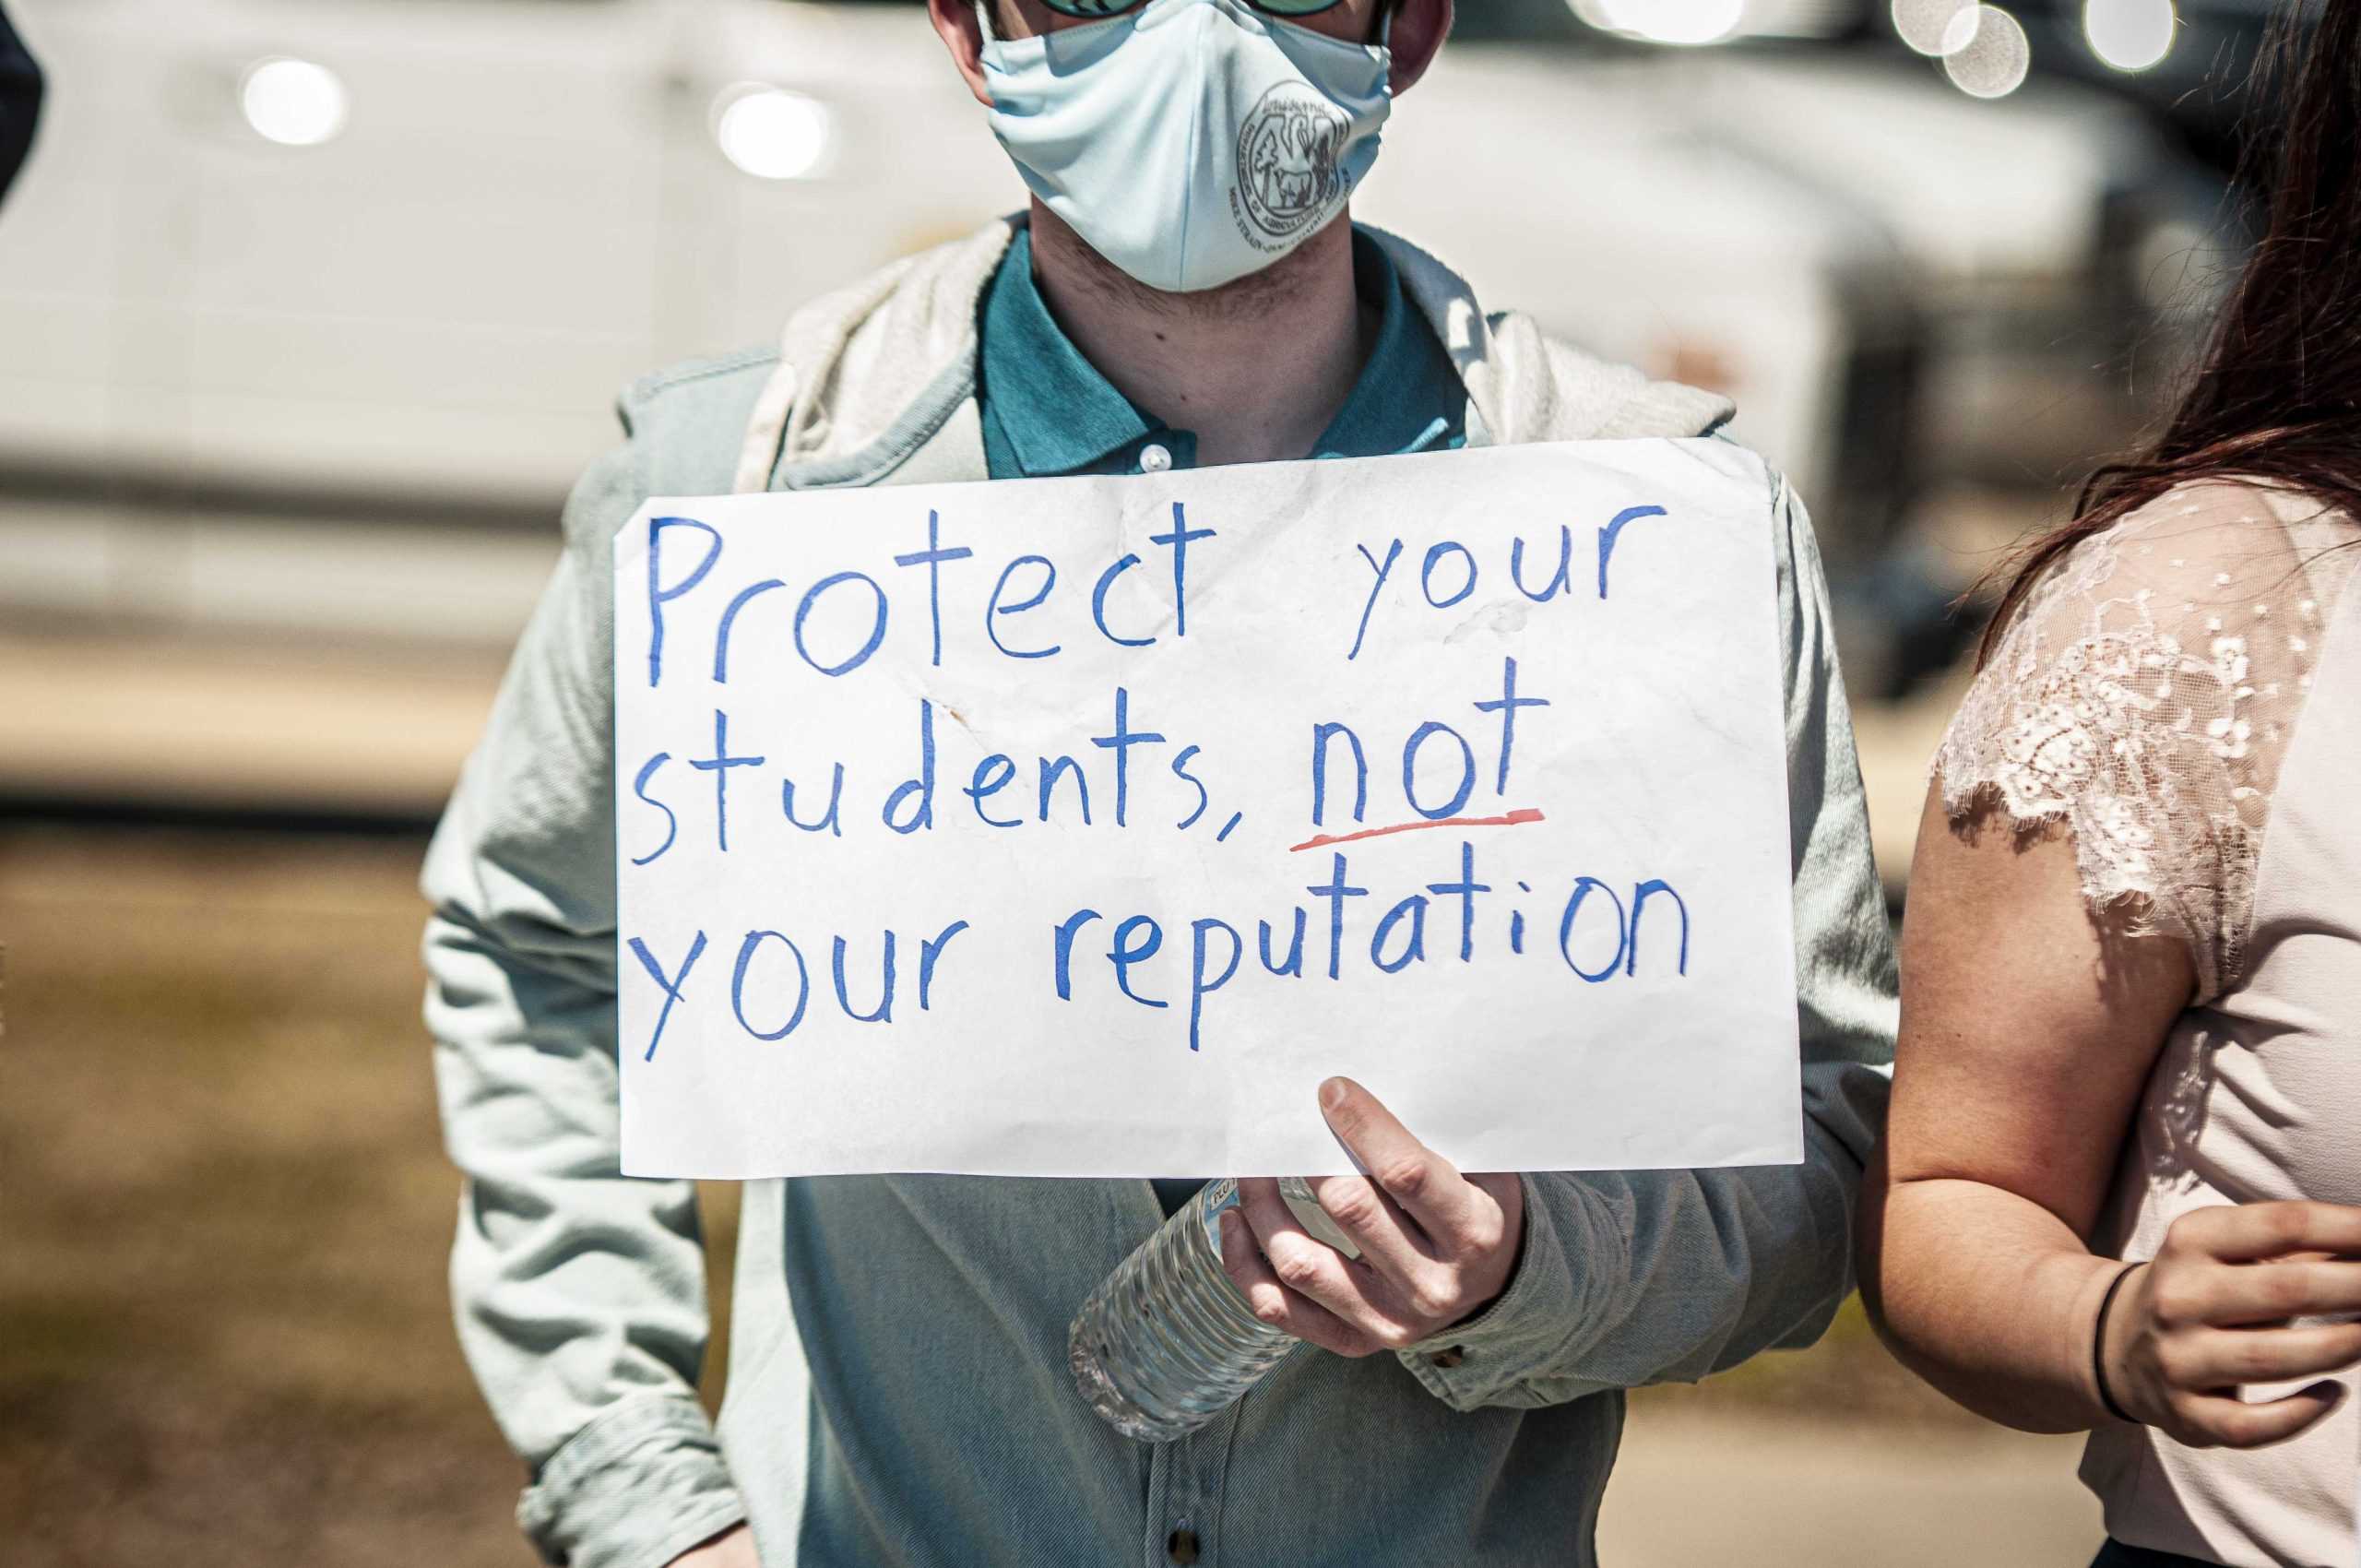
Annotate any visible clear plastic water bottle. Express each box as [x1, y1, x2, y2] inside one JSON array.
[[1069, 1174, 1358, 1442]]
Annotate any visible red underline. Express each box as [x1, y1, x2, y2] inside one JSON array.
[[1287, 807, 1546, 854]]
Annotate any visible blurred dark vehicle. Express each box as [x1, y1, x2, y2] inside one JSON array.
[[0, 1, 41, 201], [1533, 0, 2270, 689]]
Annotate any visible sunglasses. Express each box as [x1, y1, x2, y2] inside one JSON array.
[[1038, 0, 1349, 17]]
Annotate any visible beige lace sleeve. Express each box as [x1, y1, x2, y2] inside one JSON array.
[[1932, 481, 2361, 1003]]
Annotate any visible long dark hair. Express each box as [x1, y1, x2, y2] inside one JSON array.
[[1977, 0, 2361, 667]]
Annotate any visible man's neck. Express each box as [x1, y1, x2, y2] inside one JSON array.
[[1025, 200, 1374, 469]]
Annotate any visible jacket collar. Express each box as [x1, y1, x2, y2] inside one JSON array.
[[732, 213, 1734, 495]]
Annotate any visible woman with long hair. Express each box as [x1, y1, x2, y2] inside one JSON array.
[[1862, 7, 2361, 1565]]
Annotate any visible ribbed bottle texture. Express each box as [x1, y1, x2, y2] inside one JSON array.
[[1068, 1177, 1297, 1443]]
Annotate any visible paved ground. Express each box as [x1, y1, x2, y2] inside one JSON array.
[[0, 628, 504, 820], [1603, 1412, 2099, 1566], [0, 826, 2106, 1564]]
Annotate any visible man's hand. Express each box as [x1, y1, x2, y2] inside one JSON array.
[[664, 1524, 759, 1568], [1218, 1076, 1525, 1357]]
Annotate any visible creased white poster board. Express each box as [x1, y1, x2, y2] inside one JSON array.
[[613, 438, 1799, 1180]]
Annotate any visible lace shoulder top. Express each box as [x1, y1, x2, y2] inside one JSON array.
[[1932, 480, 2361, 1003]]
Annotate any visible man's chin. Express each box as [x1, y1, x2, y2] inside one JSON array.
[[1030, 198, 1352, 319]]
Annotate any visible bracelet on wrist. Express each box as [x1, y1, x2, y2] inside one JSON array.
[[2092, 1261, 2143, 1426]]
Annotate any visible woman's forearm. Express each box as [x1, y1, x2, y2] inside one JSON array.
[[1869, 788, 2190, 1435], [1866, 1172, 2126, 1434]]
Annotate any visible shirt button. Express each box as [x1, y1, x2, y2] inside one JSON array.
[[1167, 1526, 1201, 1564], [1139, 442, 1173, 474], [1430, 1346, 1466, 1369]]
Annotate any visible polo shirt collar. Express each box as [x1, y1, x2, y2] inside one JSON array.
[[1311, 232, 1458, 460], [981, 225, 1460, 478], [979, 228, 1156, 478]]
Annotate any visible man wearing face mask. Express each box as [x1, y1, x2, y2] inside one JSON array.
[[421, 3, 1897, 1566]]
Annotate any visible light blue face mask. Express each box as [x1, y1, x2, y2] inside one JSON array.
[[976, 0, 1393, 294]]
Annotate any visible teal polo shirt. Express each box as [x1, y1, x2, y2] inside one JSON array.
[[975, 227, 1466, 1214], [977, 227, 1466, 481]]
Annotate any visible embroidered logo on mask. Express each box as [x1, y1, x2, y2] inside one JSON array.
[[1231, 81, 1349, 250]]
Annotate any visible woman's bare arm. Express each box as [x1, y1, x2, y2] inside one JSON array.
[[1863, 784, 2189, 1432], [1865, 786, 2361, 1444]]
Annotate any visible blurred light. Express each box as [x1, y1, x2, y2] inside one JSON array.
[[713, 86, 832, 182], [2084, 0, 2176, 72], [1593, 0, 1747, 45], [1943, 5, 2031, 97], [1892, 0, 1975, 54], [239, 57, 348, 148], [1571, 0, 1846, 42]]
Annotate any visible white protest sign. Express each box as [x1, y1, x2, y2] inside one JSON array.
[[613, 438, 1799, 1180]]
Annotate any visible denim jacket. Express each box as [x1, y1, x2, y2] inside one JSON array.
[[422, 218, 1897, 1568]]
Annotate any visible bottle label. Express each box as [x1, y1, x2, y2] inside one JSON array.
[[1198, 1177, 1241, 1256]]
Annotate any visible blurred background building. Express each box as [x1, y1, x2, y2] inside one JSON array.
[[0, 1, 2308, 1562]]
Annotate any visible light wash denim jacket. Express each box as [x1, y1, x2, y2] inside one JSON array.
[[422, 219, 1897, 1568]]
